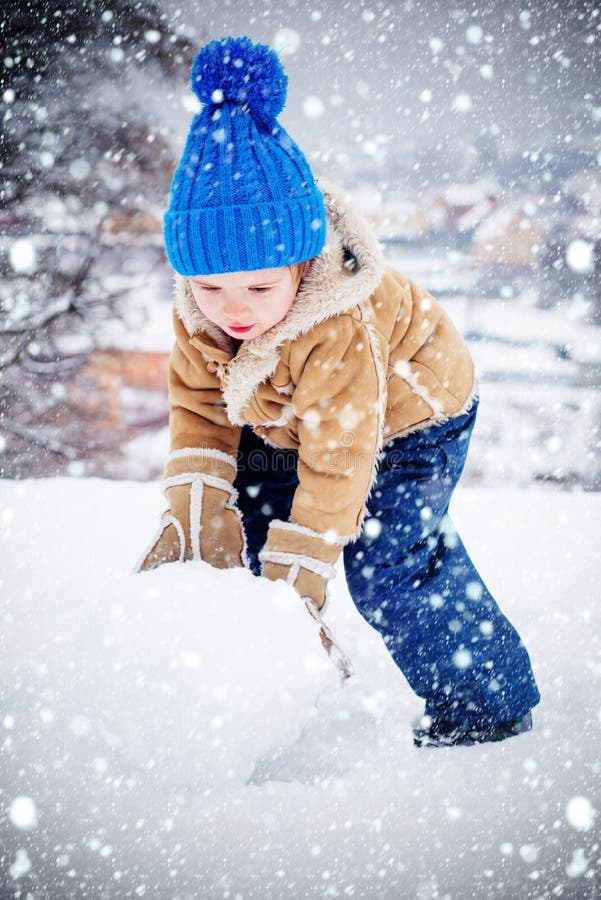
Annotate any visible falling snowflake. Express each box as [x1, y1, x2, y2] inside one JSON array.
[[303, 96, 325, 118], [566, 240, 594, 274], [566, 795, 595, 831], [8, 796, 38, 830], [8, 239, 37, 274], [9, 849, 32, 880], [273, 28, 301, 56]]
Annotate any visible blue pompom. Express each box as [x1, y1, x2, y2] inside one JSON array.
[[190, 36, 288, 129]]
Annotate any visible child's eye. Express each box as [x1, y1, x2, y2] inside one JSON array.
[[250, 287, 270, 293]]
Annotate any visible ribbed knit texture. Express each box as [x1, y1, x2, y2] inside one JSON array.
[[163, 37, 327, 275]]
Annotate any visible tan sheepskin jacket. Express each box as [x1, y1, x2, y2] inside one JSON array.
[[167, 177, 476, 545]]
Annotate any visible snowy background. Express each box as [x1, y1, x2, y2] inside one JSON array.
[[1, 1, 600, 897], [1, 0, 598, 486]]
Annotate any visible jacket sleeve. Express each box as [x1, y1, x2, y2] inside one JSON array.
[[287, 314, 385, 542], [168, 308, 241, 462]]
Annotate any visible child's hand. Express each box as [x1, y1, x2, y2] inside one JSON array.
[[261, 558, 328, 610], [259, 521, 354, 682], [258, 520, 355, 682], [135, 450, 246, 572], [258, 520, 343, 611]]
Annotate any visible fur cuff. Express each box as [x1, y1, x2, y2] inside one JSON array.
[[167, 446, 237, 471], [268, 519, 346, 546], [258, 548, 337, 582], [260, 518, 343, 570]]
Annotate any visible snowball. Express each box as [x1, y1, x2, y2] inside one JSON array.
[[144, 30, 161, 43], [566, 240, 594, 274], [566, 796, 595, 831], [479, 64, 494, 79], [3, 562, 338, 796], [273, 28, 301, 56], [429, 37, 444, 54], [8, 796, 38, 830], [9, 238, 37, 274], [303, 96, 325, 118]]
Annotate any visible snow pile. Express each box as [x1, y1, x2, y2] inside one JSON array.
[[1, 478, 600, 899], [8, 560, 337, 786], [1, 479, 339, 784]]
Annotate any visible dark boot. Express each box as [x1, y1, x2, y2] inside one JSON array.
[[413, 710, 533, 749]]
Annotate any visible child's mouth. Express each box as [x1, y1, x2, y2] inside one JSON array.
[[227, 324, 254, 334]]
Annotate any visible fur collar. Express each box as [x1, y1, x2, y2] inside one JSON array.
[[172, 177, 386, 426]]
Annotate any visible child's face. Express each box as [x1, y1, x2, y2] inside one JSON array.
[[189, 264, 307, 340]]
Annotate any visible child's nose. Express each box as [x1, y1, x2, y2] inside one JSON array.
[[223, 297, 251, 319]]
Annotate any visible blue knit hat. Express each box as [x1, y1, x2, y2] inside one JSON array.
[[163, 36, 327, 275]]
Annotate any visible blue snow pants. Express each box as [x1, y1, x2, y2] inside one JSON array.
[[234, 398, 540, 728]]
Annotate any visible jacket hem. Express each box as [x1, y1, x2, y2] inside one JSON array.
[[382, 380, 480, 446]]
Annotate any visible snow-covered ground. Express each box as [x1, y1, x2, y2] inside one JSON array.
[[1, 478, 599, 899]]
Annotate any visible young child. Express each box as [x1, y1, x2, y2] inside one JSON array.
[[137, 35, 540, 748]]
